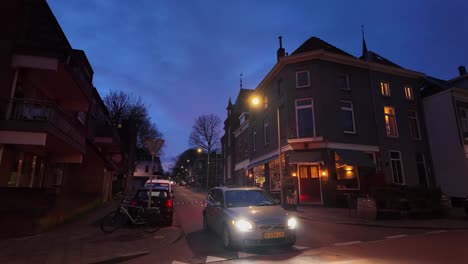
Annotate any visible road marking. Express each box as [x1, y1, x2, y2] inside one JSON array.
[[334, 241, 362, 246], [426, 230, 447, 234], [293, 245, 309, 250], [205, 256, 228, 263], [171, 261, 190, 264], [386, 234, 408, 239], [238, 252, 257, 258]]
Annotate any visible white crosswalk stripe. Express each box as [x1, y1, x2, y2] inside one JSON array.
[[385, 234, 408, 239], [171, 261, 190, 264], [205, 256, 228, 263]]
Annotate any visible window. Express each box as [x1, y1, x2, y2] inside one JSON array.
[[408, 110, 421, 139], [77, 112, 86, 125], [380, 81, 390, 96], [390, 151, 405, 184], [263, 96, 268, 110], [296, 71, 310, 88], [459, 107, 468, 135], [296, 98, 315, 138], [335, 153, 360, 189], [404, 86, 414, 100], [384, 106, 398, 137], [416, 153, 429, 186], [263, 119, 269, 145], [340, 101, 356, 133], [252, 127, 256, 152], [337, 74, 350, 90]]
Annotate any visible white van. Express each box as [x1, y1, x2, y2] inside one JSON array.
[[144, 179, 173, 196]]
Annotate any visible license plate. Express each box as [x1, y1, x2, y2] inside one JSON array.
[[264, 232, 285, 239]]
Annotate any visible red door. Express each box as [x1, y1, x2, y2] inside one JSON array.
[[298, 165, 322, 204]]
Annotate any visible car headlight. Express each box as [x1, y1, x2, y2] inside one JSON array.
[[287, 217, 297, 229], [232, 219, 253, 232]]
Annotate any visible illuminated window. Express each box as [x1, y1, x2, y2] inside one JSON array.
[[408, 110, 421, 139], [390, 151, 405, 184], [334, 153, 359, 189], [296, 71, 310, 88], [384, 106, 398, 137], [380, 81, 390, 96], [404, 86, 414, 100], [340, 101, 356, 133], [296, 98, 315, 138], [337, 74, 350, 90]]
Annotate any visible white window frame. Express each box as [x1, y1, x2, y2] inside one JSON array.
[[380, 81, 391, 96], [459, 107, 468, 134], [408, 110, 421, 139], [340, 100, 356, 134], [384, 106, 398, 137], [295, 98, 316, 138], [264, 119, 269, 145], [296, 70, 310, 88], [337, 74, 350, 91], [404, 85, 414, 100], [389, 151, 405, 185]]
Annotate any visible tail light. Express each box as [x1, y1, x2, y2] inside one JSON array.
[[165, 199, 173, 207], [130, 200, 138, 206]]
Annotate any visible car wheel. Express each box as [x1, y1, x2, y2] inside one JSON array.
[[202, 213, 209, 232], [222, 224, 236, 250]]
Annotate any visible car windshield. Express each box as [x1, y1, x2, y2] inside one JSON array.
[[225, 190, 275, 208]]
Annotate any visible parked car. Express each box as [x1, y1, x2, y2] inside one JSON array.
[[145, 179, 173, 197], [203, 186, 296, 250], [132, 188, 174, 225], [179, 180, 187, 186]]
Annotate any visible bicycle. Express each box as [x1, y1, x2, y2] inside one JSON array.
[[100, 200, 162, 233]]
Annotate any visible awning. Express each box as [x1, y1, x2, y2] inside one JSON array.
[[335, 149, 375, 167], [288, 151, 323, 164], [247, 155, 278, 169]]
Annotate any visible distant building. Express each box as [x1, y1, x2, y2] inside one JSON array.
[[421, 66, 468, 200], [133, 154, 163, 190], [223, 36, 433, 206]]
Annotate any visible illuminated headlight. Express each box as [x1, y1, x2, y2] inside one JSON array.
[[287, 217, 297, 229], [233, 219, 253, 232]]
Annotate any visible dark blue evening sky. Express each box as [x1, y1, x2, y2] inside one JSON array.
[[48, 0, 468, 170]]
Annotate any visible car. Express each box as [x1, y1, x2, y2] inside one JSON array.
[[202, 186, 296, 250], [131, 187, 174, 226], [145, 179, 174, 197], [179, 180, 187, 186]]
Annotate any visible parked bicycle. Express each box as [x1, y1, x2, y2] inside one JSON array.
[[100, 197, 162, 233]]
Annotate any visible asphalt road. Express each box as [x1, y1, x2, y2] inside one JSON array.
[[169, 185, 459, 264]]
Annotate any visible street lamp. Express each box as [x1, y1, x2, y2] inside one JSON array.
[[197, 147, 211, 189], [144, 138, 165, 209], [250, 95, 284, 206]]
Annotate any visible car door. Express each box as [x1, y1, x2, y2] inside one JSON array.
[[211, 189, 225, 235]]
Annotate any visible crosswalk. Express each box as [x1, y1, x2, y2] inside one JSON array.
[[171, 245, 311, 264]]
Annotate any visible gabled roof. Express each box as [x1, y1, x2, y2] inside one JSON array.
[[360, 51, 402, 68], [420, 76, 449, 98], [291, 36, 355, 58]]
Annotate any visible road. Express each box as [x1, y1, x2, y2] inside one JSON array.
[[166, 185, 468, 264]]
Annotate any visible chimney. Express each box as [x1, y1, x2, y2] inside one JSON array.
[[459, 65, 467, 76], [276, 36, 285, 62]]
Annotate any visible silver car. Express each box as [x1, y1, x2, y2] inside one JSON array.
[[203, 186, 297, 249]]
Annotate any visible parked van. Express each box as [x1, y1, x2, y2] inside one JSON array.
[[145, 179, 173, 196]]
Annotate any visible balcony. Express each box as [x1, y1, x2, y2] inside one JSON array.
[[11, 49, 92, 112], [0, 99, 86, 158]]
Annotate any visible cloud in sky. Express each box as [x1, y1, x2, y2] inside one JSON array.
[[48, 0, 468, 169]]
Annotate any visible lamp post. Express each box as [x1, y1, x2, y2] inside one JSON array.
[[197, 147, 210, 189], [250, 96, 284, 206], [145, 138, 165, 209]]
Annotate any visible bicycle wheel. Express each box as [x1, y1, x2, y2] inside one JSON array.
[[142, 210, 162, 233], [100, 210, 126, 233]]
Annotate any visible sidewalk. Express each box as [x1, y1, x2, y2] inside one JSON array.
[[295, 205, 468, 230], [0, 200, 184, 264]]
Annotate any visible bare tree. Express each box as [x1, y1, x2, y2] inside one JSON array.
[[103, 90, 164, 193], [189, 114, 222, 188]]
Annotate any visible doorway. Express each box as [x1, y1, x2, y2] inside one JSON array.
[[298, 165, 322, 204]]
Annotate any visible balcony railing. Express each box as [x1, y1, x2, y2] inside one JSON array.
[[1, 99, 86, 149]]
